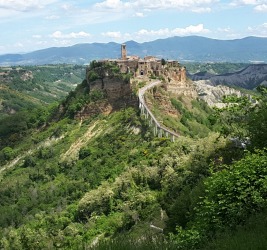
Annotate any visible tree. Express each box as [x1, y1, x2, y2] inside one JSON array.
[[214, 94, 252, 140], [0, 146, 15, 161], [247, 86, 267, 149]]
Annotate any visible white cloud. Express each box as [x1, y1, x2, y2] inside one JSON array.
[[101, 24, 210, 42], [0, 0, 56, 12], [94, 0, 125, 9], [217, 27, 232, 33], [173, 24, 210, 35], [247, 23, 267, 36], [136, 24, 210, 38], [102, 31, 122, 39], [254, 3, 267, 11], [230, 0, 267, 6], [61, 4, 73, 11], [134, 12, 145, 17], [94, 0, 218, 12], [50, 31, 91, 39]]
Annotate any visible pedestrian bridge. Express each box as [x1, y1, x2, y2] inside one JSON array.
[[138, 80, 179, 142]]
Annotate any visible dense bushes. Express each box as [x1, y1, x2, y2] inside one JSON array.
[[170, 149, 267, 249]]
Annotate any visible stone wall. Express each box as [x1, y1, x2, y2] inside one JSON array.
[[89, 77, 132, 99]]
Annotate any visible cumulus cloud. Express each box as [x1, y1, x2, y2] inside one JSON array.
[[217, 27, 232, 33], [247, 23, 267, 36], [136, 24, 210, 38], [0, 0, 56, 12], [230, 0, 267, 6], [134, 12, 145, 17], [94, 0, 126, 9], [101, 24, 210, 42], [254, 3, 267, 11], [94, 0, 217, 12], [101, 31, 122, 39], [50, 31, 91, 39]]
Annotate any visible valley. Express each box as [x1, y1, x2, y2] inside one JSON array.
[[0, 59, 267, 249], [0, 65, 85, 119]]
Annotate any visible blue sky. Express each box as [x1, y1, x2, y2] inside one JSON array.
[[0, 0, 267, 54]]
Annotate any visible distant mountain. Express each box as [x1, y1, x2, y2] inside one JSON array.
[[190, 64, 267, 89], [1, 36, 267, 65]]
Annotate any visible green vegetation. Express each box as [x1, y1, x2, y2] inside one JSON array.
[[0, 63, 267, 249], [0, 64, 85, 119], [87, 60, 132, 88], [146, 85, 215, 138]]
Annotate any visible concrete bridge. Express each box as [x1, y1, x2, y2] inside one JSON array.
[[138, 80, 179, 142]]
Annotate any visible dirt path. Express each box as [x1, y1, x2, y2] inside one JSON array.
[[61, 120, 102, 162], [0, 136, 64, 177], [1, 120, 103, 177]]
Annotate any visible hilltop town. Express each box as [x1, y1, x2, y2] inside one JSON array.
[[104, 44, 187, 81], [85, 44, 189, 101]]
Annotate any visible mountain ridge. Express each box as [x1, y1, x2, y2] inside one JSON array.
[[190, 63, 267, 89], [1, 36, 267, 65]]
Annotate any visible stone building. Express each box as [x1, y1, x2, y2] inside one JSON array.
[[106, 44, 186, 82]]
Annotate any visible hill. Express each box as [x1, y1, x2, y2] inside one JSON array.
[[0, 65, 85, 118], [1, 61, 267, 249], [1, 36, 267, 65], [190, 64, 267, 89]]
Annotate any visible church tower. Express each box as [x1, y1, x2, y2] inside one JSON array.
[[121, 44, 127, 60]]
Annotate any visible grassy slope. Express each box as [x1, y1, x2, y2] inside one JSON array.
[[0, 65, 85, 118], [1, 63, 266, 249], [0, 102, 229, 249], [145, 84, 215, 138], [202, 210, 267, 250]]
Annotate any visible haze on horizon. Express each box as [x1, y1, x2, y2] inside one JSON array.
[[0, 0, 267, 55]]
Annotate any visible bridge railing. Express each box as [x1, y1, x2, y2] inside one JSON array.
[[138, 81, 179, 142]]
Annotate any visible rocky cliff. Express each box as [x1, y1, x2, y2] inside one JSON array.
[[193, 80, 244, 108]]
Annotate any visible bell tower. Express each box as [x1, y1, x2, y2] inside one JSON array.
[[121, 44, 127, 60]]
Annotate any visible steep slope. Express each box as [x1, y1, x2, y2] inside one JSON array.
[[193, 81, 245, 107], [190, 64, 267, 89], [1, 62, 267, 249]]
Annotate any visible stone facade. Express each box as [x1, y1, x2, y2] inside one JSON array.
[[106, 44, 187, 81]]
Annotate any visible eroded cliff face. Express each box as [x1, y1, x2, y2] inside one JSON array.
[[74, 76, 137, 120], [167, 80, 198, 99], [74, 100, 113, 119], [89, 78, 132, 100], [193, 80, 244, 108]]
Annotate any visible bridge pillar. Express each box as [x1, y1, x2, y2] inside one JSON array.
[[149, 116, 153, 125], [144, 109, 148, 119], [153, 124, 158, 136], [158, 128, 162, 138], [140, 103, 145, 115], [165, 131, 169, 138]]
